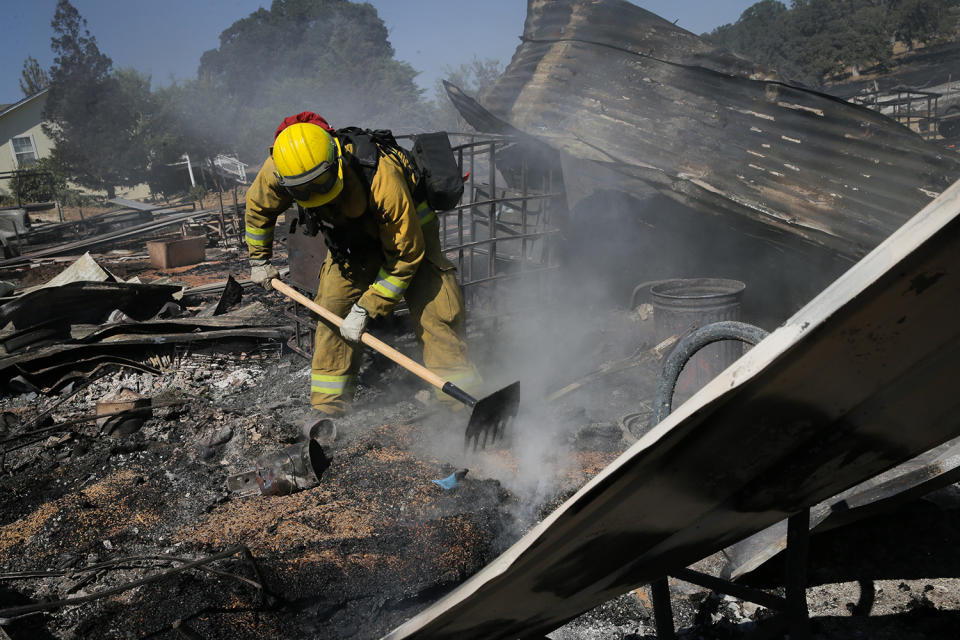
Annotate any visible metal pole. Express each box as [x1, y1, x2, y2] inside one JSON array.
[[488, 141, 497, 282], [457, 146, 465, 274], [184, 154, 196, 187], [650, 578, 676, 640], [468, 142, 476, 286], [217, 189, 226, 243], [233, 184, 243, 247], [786, 508, 812, 640], [521, 155, 528, 272]]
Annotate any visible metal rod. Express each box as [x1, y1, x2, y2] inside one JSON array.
[[468, 143, 476, 286], [460, 265, 559, 288], [457, 147, 465, 273], [488, 141, 497, 284], [521, 155, 528, 273], [233, 185, 243, 247], [671, 568, 786, 611], [443, 229, 559, 253], [451, 138, 514, 152], [217, 190, 226, 242], [440, 193, 560, 213], [786, 508, 812, 640], [650, 578, 676, 640]]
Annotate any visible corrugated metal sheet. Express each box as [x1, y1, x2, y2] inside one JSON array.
[[459, 0, 960, 260]]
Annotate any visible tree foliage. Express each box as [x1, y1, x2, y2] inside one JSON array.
[[189, 0, 431, 162], [892, 0, 958, 44], [19, 56, 50, 97], [707, 0, 960, 87], [6, 157, 67, 204], [42, 0, 153, 198], [34, 0, 486, 199]]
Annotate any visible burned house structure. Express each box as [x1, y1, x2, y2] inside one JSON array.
[[447, 0, 960, 325]]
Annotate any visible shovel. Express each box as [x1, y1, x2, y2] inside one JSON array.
[[271, 279, 520, 449]]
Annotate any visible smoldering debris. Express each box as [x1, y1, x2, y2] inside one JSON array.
[[0, 240, 658, 639], [0, 355, 630, 639], [0, 189, 642, 638], [4, 0, 960, 630]]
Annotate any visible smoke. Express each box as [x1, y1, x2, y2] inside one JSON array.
[[408, 141, 858, 538]]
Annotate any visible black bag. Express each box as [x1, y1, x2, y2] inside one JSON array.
[[410, 132, 463, 212]]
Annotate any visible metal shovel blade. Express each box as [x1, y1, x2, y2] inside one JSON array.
[[465, 381, 521, 450]]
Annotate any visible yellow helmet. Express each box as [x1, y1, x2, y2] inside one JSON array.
[[272, 122, 344, 208]]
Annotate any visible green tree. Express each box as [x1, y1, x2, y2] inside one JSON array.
[[7, 157, 67, 204], [891, 0, 958, 48], [42, 0, 152, 198], [710, 1, 793, 70], [19, 56, 50, 96], [844, 2, 895, 75], [189, 0, 430, 162], [707, 0, 959, 86], [709, 0, 815, 83]]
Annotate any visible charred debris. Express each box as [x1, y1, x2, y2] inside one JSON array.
[[2, 0, 960, 638], [0, 136, 626, 639]]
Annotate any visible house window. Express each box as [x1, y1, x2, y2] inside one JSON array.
[[11, 135, 38, 168]]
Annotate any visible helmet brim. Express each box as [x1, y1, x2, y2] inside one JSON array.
[[294, 138, 344, 208]]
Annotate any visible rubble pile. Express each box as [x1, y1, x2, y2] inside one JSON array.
[[0, 321, 641, 638], [5, 238, 956, 638], [1, 175, 958, 639], [0, 202, 653, 638]]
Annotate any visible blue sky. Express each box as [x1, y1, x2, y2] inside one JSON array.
[[2, 1, 759, 105]]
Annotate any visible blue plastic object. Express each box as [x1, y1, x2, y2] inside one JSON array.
[[432, 469, 468, 490]]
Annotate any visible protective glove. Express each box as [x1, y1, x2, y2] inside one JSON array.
[[339, 303, 369, 343], [249, 259, 280, 290]]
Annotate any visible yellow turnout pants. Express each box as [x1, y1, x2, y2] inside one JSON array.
[[309, 253, 479, 415]]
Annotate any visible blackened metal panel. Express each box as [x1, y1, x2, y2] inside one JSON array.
[[0, 281, 181, 330], [468, 0, 960, 261]]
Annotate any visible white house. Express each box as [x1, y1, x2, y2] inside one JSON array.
[[0, 87, 152, 202], [0, 88, 51, 178]]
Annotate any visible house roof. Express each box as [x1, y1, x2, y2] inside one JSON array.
[[0, 87, 49, 120], [454, 0, 960, 261]]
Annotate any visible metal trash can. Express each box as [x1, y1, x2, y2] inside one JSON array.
[[650, 278, 746, 403]]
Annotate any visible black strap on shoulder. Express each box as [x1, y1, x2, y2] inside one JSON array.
[[336, 127, 379, 190], [335, 127, 419, 196]]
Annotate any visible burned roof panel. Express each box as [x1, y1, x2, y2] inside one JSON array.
[[385, 154, 960, 640], [469, 0, 960, 260]]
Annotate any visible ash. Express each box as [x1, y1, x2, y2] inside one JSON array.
[[0, 281, 651, 639], [1, 287, 958, 639]]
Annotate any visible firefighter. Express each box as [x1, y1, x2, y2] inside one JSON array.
[[245, 114, 480, 419]]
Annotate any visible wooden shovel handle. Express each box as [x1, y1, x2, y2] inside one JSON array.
[[271, 279, 448, 391]]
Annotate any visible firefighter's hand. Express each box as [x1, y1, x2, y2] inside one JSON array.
[[340, 303, 369, 343], [249, 259, 280, 290]]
